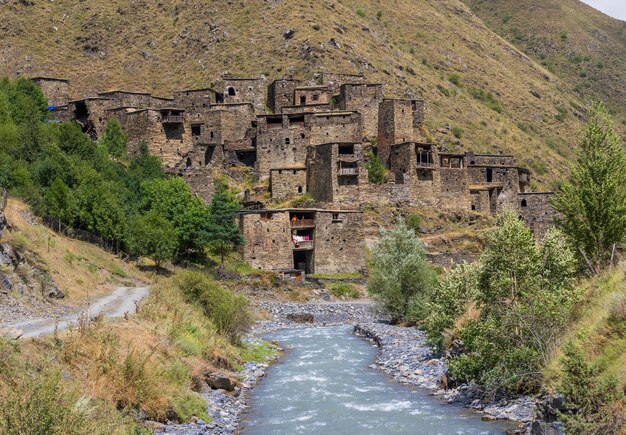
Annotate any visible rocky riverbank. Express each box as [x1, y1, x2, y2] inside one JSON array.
[[353, 322, 562, 434]]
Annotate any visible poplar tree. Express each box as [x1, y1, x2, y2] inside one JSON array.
[[553, 102, 626, 273], [206, 180, 244, 274]]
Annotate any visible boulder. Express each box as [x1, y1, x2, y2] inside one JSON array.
[[206, 373, 238, 392], [286, 313, 314, 323], [46, 286, 65, 299]]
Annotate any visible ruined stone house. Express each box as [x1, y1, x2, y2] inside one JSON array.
[[31, 77, 70, 107], [219, 77, 268, 114], [238, 208, 365, 274]]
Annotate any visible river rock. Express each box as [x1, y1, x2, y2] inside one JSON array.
[[286, 313, 314, 323], [206, 374, 238, 392]]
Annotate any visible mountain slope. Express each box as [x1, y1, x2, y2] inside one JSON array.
[[0, 0, 614, 187], [465, 0, 626, 125]]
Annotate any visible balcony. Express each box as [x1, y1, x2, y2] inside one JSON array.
[[339, 167, 358, 176], [415, 161, 435, 168], [293, 240, 314, 250], [291, 219, 315, 228], [162, 115, 184, 124]]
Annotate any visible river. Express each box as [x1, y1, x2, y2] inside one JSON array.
[[241, 326, 515, 434]]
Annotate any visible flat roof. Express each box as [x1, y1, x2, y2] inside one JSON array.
[[174, 87, 219, 94], [98, 90, 152, 96], [382, 97, 424, 102], [209, 103, 254, 108], [270, 164, 306, 170], [67, 97, 111, 103], [282, 103, 331, 109], [31, 76, 69, 82], [238, 208, 362, 215], [340, 82, 382, 87], [469, 184, 503, 191], [391, 141, 436, 147], [294, 85, 328, 90]]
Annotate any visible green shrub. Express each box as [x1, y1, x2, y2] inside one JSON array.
[[328, 282, 361, 299], [376, 11, 383, 20], [368, 218, 437, 322], [555, 106, 568, 122], [356, 8, 366, 18], [558, 343, 626, 434], [468, 87, 503, 113], [171, 392, 211, 423], [447, 73, 461, 86], [175, 271, 252, 341], [171, 323, 204, 356], [436, 85, 450, 97], [405, 214, 421, 233], [452, 126, 463, 139], [0, 371, 94, 435], [364, 151, 386, 184]]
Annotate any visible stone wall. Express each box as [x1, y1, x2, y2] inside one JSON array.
[[282, 104, 332, 114], [309, 112, 362, 145], [256, 114, 310, 175], [306, 144, 334, 203], [270, 167, 307, 201], [377, 99, 415, 167], [294, 86, 330, 107], [466, 153, 516, 167], [97, 91, 157, 109], [439, 167, 471, 210], [321, 72, 367, 96], [518, 193, 558, 241], [32, 77, 70, 107], [221, 77, 268, 113], [314, 211, 365, 274], [173, 88, 220, 113], [70, 97, 114, 138], [338, 84, 383, 140], [208, 103, 256, 152], [239, 211, 294, 271], [268, 78, 302, 113]]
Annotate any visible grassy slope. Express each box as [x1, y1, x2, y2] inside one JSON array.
[[465, 0, 626, 129], [2, 198, 146, 303], [0, 0, 608, 187], [545, 264, 626, 389]]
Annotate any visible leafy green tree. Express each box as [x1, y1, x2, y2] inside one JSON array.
[[364, 151, 386, 184], [367, 218, 436, 322], [58, 121, 95, 161], [553, 101, 626, 273], [99, 119, 128, 159], [140, 177, 211, 256], [206, 180, 244, 273], [43, 178, 75, 230], [447, 212, 580, 395], [126, 211, 178, 271]]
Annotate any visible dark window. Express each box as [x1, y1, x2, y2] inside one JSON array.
[[300, 95, 306, 105], [332, 213, 342, 222], [260, 212, 272, 221], [227, 87, 236, 96], [285, 138, 290, 145], [338, 145, 354, 155], [191, 125, 201, 136], [210, 131, 214, 139], [297, 186, 303, 193], [186, 157, 192, 168], [204, 146, 215, 165], [521, 199, 528, 207], [487, 168, 493, 182], [312, 94, 319, 101]]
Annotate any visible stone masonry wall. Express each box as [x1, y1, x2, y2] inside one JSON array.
[[33, 78, 70, 107], [309, 112, 362, 145], [239, 211, 293, 271], [221, 78, 268, 113], [321, 72, 367, 96], [339, 84, 383, 140], [314, 211, 365, 274], [173, 89, 220, 113], [518, 193, 558, 242], [270, 167, 307, 201], [306, 144, 334, 203], [256, 115, 309, 175], [294, 87, 330, 107], [268, 78, 302, 113]]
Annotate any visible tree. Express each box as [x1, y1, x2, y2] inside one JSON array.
[[364, 151, 386, 184], [553, 101, 626, 274], [99, 119, 128, 159], [126, 211, 178, 271], [206, 180, 244, 273], [367, 217, 436, 321], [43, 178, 75, 230]]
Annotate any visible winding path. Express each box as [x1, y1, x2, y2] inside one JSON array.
[[5, 286, 149, 339]]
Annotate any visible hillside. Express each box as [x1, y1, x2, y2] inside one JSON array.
[[465, 0, 626, 126], [0, 0, 612, 188]]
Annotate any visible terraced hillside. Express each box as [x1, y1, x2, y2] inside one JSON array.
[[2, 0, 621, 187]]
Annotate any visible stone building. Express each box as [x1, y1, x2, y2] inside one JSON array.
[[68, 96, 115, 138], [31, 77, 70, 107], [306, 142, 365, 207], [309, 111, 362, 145], [256, 113, 310, 175], [205, 103, 257, 165], [338, 83, 383, 140], [267, 77, 303, 113], [97, 90, 171, 109], [517, 192, 558, 241], [238, 208, 365, 274], [321, 71, 367, 96], [377, 98, 426, 167], [294, 85, 330, 107], [389, 142, 440, 207], [116, 107, 192, 169], [220, 77, 268, 113], [173, 88, 222, 113], [269, 165, 307, 201]]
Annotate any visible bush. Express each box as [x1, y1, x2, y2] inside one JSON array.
[[0, 371, 94, 435], [175, 271, 252, 341], [328, 282, 361, 299], [364, 151, 386, 184], [405, 214, 421, 233], [356, 8, 366, 18], [468, 87, 503, 113], [452, 126, 463, 139], [558, 343, 626, 434], [368, 218, 437, 322], [171, 392, 211, 423], [448, 73, 461, 86], [436, 85, 450, 97]]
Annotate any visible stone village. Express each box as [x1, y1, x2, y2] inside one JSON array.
[[32, 73, 557, 275]]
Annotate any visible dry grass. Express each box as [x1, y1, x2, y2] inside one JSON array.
[[1, 198, 148, 303], [0, 0, 612, 187]]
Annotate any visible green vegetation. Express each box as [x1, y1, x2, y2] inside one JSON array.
[[555, 105, 568, 122], [452, 126, 463, 139], [436, 84, 450, 97], [327, 282, 361, 299], [356, 8, 366, 18], [405, 214, 421, 233], [0, 77, 244, 271], [368, 218, 436, 322], [468, 87, 503, 113], [364, 151, 386, 184], [554, 102, 626, 273], [447, 73, 461, 86]]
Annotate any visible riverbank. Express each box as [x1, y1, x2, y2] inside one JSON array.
[[165, 302, 539, 434]]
